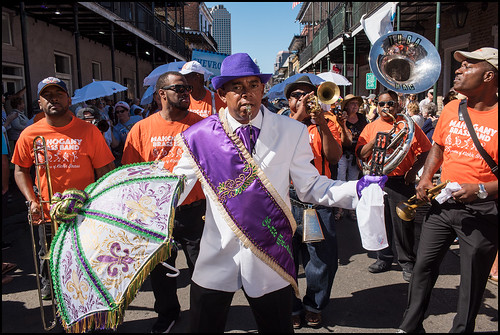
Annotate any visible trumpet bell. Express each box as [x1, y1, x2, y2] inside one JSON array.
[[317, 81, 341, 105], [369, 31, 441, 94], [396, 200, 416, 221]]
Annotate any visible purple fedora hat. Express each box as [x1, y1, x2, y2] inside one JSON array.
[[211, 53, 272, 90]]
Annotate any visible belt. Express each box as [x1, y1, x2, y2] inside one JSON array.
[[290, 197, 318, 209], [176, 199, 205, 212]]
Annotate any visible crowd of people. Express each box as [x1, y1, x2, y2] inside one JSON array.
[[1, 47, 498, 333]]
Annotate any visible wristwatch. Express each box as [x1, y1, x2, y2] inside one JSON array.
[[476, 183, 488, 199]]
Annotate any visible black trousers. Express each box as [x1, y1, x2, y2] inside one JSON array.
[[399, 199, 498, 333], [189, 281, 294, 333], [149, 199, 206, 320], [376, 176, 419, 268]]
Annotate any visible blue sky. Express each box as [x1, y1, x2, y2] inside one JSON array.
[[205, 2, 303, 74]]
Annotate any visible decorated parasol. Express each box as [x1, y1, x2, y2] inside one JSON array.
[[48, 161, 184, 332]]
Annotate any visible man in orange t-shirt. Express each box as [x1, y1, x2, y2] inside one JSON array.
[[398, 47, 498, 333], [12, 77, 115, 300], [285, 75, 343, 328], [356, 90, 431, 281], [180, 60, 226, 117], [122, 71, 205, 333]]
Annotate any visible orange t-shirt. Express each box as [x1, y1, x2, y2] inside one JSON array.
[[121, 111, 205, 205], [356, 115, 432, 176], [307, 120, 342, 178], [11, 116, 115, 214], [433, 99, 498, 184], [188, 88, 226, 118]]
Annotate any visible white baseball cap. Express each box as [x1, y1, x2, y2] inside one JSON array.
[[454, 47, 498, 70], [179, 61, 214, 81]]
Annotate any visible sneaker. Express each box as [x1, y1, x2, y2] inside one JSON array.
[[151, 314, 178, 333], [304, 310, 322, 327], [368, 259, 392, 273]]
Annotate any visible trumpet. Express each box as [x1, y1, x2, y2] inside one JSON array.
[[396, 180, 450, 221], [27, 136, 58, 331], [306, 81, 341, 114]]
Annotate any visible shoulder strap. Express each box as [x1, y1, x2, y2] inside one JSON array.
[[211, 90, 216, 115], [459, 99, 498, 178]]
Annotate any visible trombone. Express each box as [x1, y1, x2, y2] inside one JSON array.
[[27, 135, 58, 331]]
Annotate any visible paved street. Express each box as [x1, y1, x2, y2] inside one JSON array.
[[2, 186, 498, 333]]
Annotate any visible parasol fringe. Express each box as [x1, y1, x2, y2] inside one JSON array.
[[51, 161, 183, 333], [57, 243, 173, 333]]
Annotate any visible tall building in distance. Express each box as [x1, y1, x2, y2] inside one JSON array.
[[209, 5, 231, 55]]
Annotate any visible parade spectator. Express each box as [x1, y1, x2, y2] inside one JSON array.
[[169, 53, 379, 332], [407, 101, 425, 128], [405, 93, 418, 110], [122, 71, 205, 333], [144, 92, 161, 118], [443, 88, 458, 106], [420, 102, 438, 143], [180, 60, 226, 117], [285, 75, 343, 328], [336, 94, 367, 221], [11, 77, 115, 300], [366, 93, 378, 122], [418, 88, 433, 113], [111, 101, 142, 166], [398, 47, 498, 333], [2, 125, 17, 285], [3, 87, 26, 115], [356, 90, 431, 282], [7, 96, 30, 146]]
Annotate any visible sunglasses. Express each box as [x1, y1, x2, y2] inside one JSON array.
[[161, 84, 193, 94], [290, 91, 308, 99], [378, 100, 396, 107], [115, 109, 128, 114]]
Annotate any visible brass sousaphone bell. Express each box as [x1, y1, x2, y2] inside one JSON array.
[[358, 31, 442, 176]]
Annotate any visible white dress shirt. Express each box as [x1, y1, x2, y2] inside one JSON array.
[[173, 106, 359, 297]]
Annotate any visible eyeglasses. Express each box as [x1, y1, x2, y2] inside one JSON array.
[[161, 84, 193, 94], [290, 92, 308, 99], [378, 100, 396, 107], [115, 109, 128, 114]]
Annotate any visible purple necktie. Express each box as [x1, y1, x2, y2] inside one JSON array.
[[235, 125, 260, 154]]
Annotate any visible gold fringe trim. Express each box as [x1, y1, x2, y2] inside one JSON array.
[[175, 114, 300, 297], [59, 243, 172, 332]]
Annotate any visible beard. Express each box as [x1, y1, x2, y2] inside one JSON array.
[[168, 98, 190, 112]]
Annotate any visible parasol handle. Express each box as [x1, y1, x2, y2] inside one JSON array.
[[161, 262, 180, 277]]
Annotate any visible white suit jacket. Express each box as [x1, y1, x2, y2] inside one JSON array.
[[173, 106, 359, 297]]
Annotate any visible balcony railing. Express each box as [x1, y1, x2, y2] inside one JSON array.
[[98, 2, 188, 58], [298, 2, 384, 69]]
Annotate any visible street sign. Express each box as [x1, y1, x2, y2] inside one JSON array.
[[366, 73, 377, 90]]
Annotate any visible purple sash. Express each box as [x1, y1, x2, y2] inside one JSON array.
[[176, 109, 298, 293]]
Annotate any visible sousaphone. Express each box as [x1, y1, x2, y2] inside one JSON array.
[[359, 31, 441, 175]]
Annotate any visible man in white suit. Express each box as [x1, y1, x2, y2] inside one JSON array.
[[169, 53, 382, 333]]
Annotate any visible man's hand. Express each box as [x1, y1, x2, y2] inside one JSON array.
[[451, 183, 482, 203], [27, 200, 43, 225]]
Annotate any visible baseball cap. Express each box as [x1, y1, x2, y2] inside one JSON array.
[[179, 61, 214, 81], [114, 101, 130, 111], [37, 77, 69, 96], [454, 47, 498, 70]]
